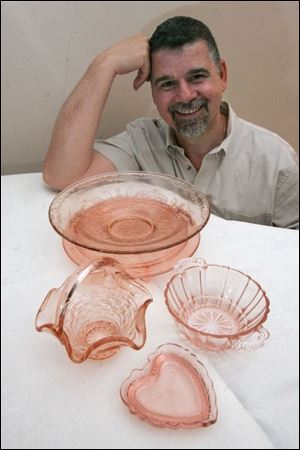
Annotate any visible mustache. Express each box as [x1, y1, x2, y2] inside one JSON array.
[[168, 98, 208, 114]]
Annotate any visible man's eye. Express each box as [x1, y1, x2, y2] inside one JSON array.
[[190, 74, 205, 82], [160, 81, 176, 89]]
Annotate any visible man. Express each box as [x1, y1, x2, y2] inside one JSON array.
[[43, 16, 299, 228]]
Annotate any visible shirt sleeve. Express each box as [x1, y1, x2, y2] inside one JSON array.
[[273, 150, 299, 229], [94, 130, 140, 171]]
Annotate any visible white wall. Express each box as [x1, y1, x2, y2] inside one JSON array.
[[1, 1, 299, 174]]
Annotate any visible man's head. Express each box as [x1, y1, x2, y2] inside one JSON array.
[[149, 16, 221, 70], [149, 16, 227, 141]]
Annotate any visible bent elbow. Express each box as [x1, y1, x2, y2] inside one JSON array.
[[42, 169, 66, 191]]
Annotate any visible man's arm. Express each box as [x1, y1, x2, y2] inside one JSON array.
[[273, 154, 299, 229], [43, 34, 150, 190]]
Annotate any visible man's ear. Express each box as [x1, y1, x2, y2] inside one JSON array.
[[219, 59, 228, 91]]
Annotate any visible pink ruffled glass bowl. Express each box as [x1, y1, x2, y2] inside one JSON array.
[[48, 172, 210, 278], [35, 258, 153, 363], [164, 258, 270, 351], [120, 343, 217, 429]]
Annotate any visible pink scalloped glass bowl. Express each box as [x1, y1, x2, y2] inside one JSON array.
[[164, 259, 270, 351], [48, 172, 210, 278], [35, 258, 153, 363], [120, 343, 217, 429]]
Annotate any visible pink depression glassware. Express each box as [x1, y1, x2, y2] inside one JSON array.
[[48, 172, 210, 278], [164, 258, 270, 351], [62, 234, 200, 279], [120, 343, 217, 429], [35, 258, 153, 363]]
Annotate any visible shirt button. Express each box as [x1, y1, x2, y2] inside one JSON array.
[[187, 166, 192, 171]]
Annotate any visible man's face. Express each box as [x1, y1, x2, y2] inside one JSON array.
[[151, 40, 227, 140]]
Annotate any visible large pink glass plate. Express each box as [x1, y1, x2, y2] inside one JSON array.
[[120, 343, 217, 429], [49, 172, 210, 254], [62, 234, 200, 278]]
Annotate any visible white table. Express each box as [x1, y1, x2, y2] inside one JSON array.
[[2, 173, 299, 449]]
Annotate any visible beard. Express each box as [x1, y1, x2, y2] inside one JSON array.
[[169, 98, 209, 139]]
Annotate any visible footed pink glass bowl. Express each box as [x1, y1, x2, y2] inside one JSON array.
[[164, 258, 270, 351], [62, 234, 200, 279], [48, 172, 210, 278], [35, 258, 153, 363], [120, 343, 217, 429]]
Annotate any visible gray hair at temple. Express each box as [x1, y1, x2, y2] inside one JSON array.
[[149, 16, 221, 70]]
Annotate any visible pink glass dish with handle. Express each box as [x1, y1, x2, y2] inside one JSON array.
[[120, 343, 217, 429], [164, 258, 270, 351], [35, 258, 153, 363]]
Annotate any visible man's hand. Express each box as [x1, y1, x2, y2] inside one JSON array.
[[100, 33, 150, 90]]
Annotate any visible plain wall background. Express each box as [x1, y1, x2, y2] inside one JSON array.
[[1, 0, 299, 175]]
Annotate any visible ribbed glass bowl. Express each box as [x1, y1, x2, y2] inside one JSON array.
[[165, 259, 270, 350]]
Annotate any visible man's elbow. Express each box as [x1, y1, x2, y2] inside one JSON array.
[[42, 169, 68, 191]]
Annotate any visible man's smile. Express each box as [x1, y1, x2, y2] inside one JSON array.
[[173, 104, 205, 119]]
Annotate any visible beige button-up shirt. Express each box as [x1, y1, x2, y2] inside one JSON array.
[[94, 103, 299, 229]]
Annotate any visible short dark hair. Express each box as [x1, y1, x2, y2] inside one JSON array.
[[149, 16, 221, 67]]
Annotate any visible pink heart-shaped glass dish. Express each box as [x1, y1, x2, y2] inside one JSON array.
[[120, 343, 217, 429]]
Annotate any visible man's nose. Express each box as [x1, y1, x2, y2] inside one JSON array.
[[176, 80, 197, 102]]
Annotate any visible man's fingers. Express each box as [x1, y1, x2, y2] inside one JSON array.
[[133, 62, 150, 91]]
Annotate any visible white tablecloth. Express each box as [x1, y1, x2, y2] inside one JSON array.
[[2, 173, 299, 449]]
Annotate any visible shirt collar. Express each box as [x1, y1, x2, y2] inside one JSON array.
[[166, 101, 236, 157]]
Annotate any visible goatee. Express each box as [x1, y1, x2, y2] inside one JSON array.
[[169, 98, 209, 139]]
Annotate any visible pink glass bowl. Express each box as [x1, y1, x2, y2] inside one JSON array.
[[164, 258, 270, 351], [120, 343, 217, 429], [48, 172, 210, 277], [62, 234, 200, 279], [35, 258, 153, 363]]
